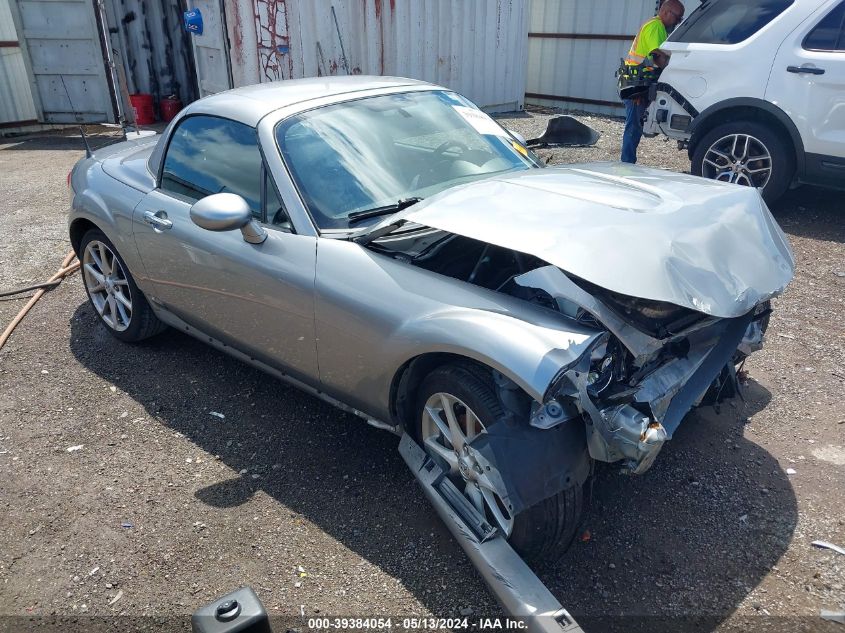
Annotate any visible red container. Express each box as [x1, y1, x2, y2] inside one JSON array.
[[160, 95, 183, 122], [128, 93, 155, 125]]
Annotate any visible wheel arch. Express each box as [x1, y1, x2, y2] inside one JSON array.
[[689, 99, 805, 176], [391, 353, 498, 435], [69, 218, 101, 257], [390, 352, 539, 436]]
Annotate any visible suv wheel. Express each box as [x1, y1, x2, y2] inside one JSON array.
[[691, 120, 794, 204]]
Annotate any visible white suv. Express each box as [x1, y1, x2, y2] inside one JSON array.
[[643, 0, 845, 202]]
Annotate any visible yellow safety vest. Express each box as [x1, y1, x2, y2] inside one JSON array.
[[626, 17, 666, 66]]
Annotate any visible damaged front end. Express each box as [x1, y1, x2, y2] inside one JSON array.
[[521, 266, 768, 474], [363, 164, 793, 477]]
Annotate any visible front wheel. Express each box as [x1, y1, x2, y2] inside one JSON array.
[[691, 120, 794, 204], [415, 363, 584, 562], [79, 229, 167, 342]]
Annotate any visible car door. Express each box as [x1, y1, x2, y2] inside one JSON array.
[[132, 114, 319, 383], [767, 0, 845, 184]]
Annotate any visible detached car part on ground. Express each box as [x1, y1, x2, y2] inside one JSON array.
[[67, 77, 794, 566], [643, 0, 845, 203]]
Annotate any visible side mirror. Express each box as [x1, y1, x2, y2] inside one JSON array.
[[190, 193, 267, 244]]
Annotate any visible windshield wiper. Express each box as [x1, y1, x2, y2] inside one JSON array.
[[347, 197, 423, 224]]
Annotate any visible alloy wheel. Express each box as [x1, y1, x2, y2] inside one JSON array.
[[701, 133, 772, 189], [420, 392, 514, 536], [82, 240, 133, 332]]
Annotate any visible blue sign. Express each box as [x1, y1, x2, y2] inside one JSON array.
[[183, 8, 203, 35]]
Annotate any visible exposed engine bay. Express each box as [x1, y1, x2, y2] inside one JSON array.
[[373, 229, 770, 476]]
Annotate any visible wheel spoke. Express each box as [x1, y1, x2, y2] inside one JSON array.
[[114, 289, 132, 310], [115, 296, 131, 325], [745, 165, 771, 175], [707, 148, 731, 162], [464, 407, 482, 441], [479, 485, 513, 537], [424, 436, 459, 472], [88, 248, 105, 275], [425, 405, 452, 445], [83, 263, 105, 285], [101, 296, 115, 328], [98, 243, 112, 275], [440, 393, 465, 452]]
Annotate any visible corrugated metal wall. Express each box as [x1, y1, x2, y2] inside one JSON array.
[[526, 0, 687, 116], [224, 0, 528, 112], [0, 0, 39, 129]]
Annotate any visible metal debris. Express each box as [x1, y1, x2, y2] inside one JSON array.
[[812, 541, 845, 556], [821, 610, 845, 625], [209, 411, 225, 419], [66, 445, 83, 452]]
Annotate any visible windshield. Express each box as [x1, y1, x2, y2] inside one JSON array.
[[669, 0, 794, 45], [275, 90, 539, 230]]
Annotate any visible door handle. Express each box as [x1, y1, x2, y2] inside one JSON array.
[[143, 210, 173, 230], [787, 65, 825, 75]]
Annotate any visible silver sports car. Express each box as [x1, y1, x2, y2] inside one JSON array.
[[68, 76, 794, 560]]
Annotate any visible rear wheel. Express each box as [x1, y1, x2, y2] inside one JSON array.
[[415, 363, 584, 561], [80, 229, 166, 342], [691, 120, 794, 204]]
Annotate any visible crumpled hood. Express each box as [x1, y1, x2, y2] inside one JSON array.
[[368, 162, 795, 318]]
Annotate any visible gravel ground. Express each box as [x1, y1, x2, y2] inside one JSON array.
[[0, 112, 843, 633]]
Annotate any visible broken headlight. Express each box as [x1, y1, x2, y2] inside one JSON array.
[[586, 339, 620, 397], [572, 277, 705, 338]]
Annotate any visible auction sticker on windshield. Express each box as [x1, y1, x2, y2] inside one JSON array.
[[452, 105, 507, 138]]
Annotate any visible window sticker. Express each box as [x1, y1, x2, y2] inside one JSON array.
[[452, 105, 508, 138]]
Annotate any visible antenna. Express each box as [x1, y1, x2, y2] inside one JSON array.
[[59, 75, 93, 158]]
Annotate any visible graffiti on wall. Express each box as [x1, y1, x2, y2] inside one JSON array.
[[254, 0, 292, 81]]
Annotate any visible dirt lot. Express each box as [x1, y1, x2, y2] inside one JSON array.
[[1, 112, 843, 633]]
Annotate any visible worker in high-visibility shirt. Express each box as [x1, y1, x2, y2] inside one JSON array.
[[621, 0, 685, 164]]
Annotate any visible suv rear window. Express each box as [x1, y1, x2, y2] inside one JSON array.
[[669, 0, 794, 45], [804, 1, 845, 51]]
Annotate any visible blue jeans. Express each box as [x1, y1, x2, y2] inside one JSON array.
[[622, 98, 647, 164]]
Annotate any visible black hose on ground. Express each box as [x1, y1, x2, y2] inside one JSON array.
[[0, 280, 62, 298]]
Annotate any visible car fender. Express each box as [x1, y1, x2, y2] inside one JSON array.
[[390, 308, 602, 404], [69, 163, 148, 283]]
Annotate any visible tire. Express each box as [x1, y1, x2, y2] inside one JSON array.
[[415, 363, 584, 562], [79, 229, 167, 342], [691, 119, 794, 204]]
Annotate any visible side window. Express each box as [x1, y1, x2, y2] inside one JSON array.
[[160, 116, 264, 218], [804, 2, 845, 51]]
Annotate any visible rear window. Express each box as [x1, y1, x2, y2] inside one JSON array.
[[669, 0, 794, 45]]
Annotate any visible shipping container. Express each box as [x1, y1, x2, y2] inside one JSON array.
[[218, 0, 528, 112]]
